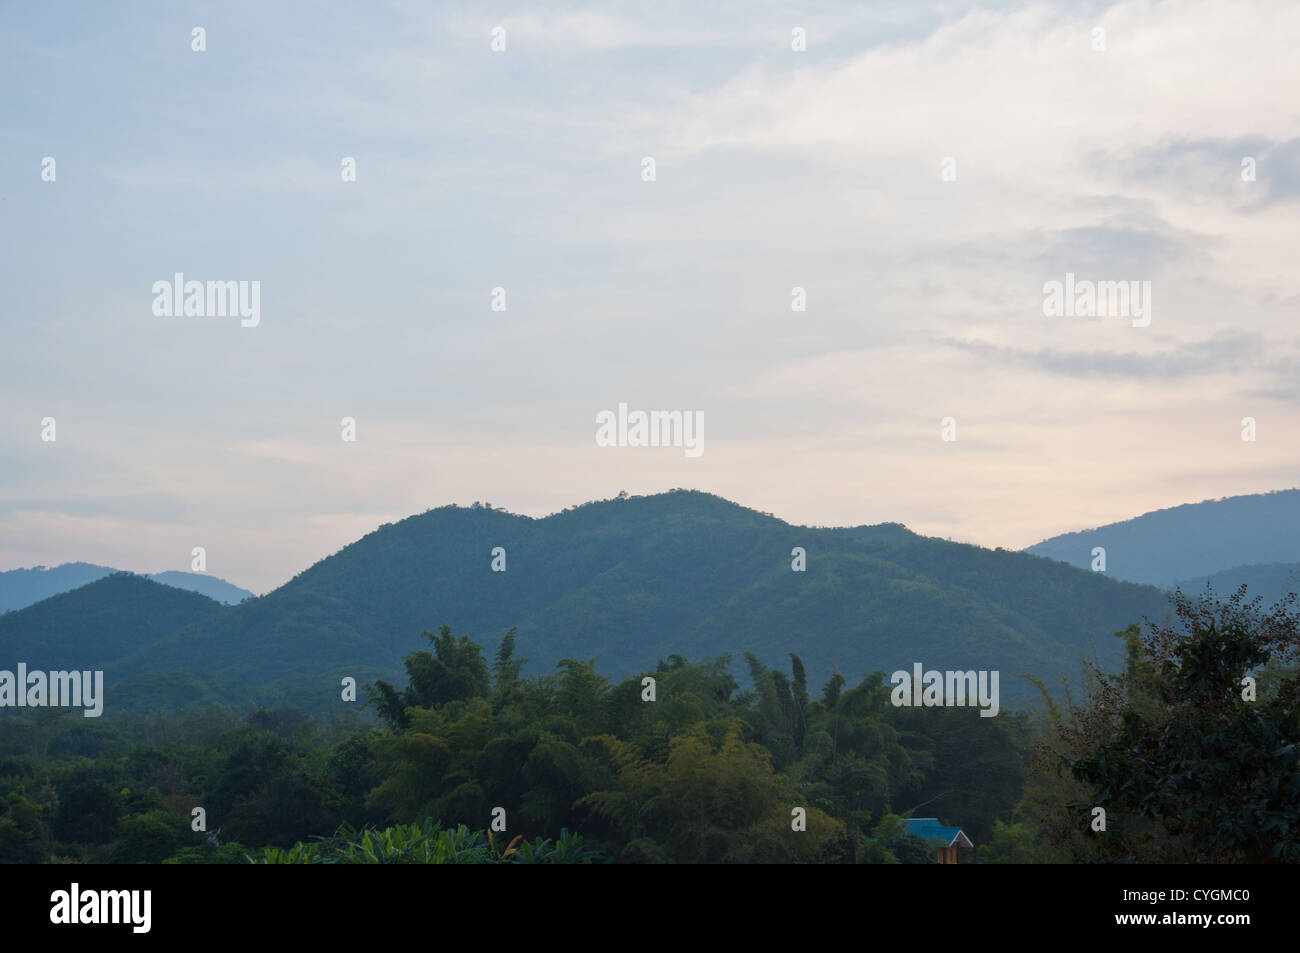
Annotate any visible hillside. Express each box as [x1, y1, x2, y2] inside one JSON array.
[[1, 491, 1178, 713], [0, 562, 254, 612], [1023, 489, 1300, 587], [0, 573, 225, 674]]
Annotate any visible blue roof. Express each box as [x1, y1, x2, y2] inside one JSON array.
[[903, 817, 972, 847]]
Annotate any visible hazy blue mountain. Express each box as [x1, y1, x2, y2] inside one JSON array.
[[1023, 489, 1300, 587], [1, 491, 1179, 714], [0, 562, 254, 612], [145, 571, 255, 605], [0, 562, 112, 612], [1173, 562, 1300, 607]]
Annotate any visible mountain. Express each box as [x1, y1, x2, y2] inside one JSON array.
[[1173, 562, 1300, 607], [0, 562, 111, 611], [144, 571, 255, 606], [0, 562, 254, 612], [1, 491, 1177, 714], [1023, 489, 1300, 587], [0, 573, 225, 674]]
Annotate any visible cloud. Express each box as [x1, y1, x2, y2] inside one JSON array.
[[945, 330, 1267, 379], [1095, 135, 1300, 208], [3, 0, 1300, 589], [1034, 222, 1210, 276]]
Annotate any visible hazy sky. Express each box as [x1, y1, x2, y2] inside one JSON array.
[[3, 0, 1298, 594]]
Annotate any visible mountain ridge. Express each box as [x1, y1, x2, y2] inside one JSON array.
[[0, 490, 1177, 714], [1023, 488, 1300, 587]]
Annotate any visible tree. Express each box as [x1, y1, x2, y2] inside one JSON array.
[[579, 723, 846, 863], [370, 626, 492, 730], [0, 794, 49, 863], [54, 775, 120, 845], [1064, 588, 1300, 862], [789, 654, 809, 753], [493, 627, 526, 694], [869, 813, 935, 864], [111, 809, 192, 864]]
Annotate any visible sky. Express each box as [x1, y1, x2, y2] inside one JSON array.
[[2, 0, 1298, 594]]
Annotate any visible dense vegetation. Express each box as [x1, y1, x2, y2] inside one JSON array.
[[0, 629, 1027, 864], [0, 490, 1175, 713], [984, 586, 1300, 863], [3, 584, 1294, 864]]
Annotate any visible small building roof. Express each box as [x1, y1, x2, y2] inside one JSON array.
[[903, 817, 974, 848]]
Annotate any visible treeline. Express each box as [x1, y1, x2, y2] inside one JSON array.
[[361, 626, 1029, 863], [2, 585, 1295, 863], [0, 631, 1027, 863]]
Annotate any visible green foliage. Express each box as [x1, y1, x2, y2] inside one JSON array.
[[1034, 588, 1300, 863], [111, 809, 193, 864], [162, 842, 248, 864], [370, 625, 491, 730], [493, 627, 526, 692], [884, 702, 1029, 843], [249, 819, 600, 864], [0, 790, 50, 863], [2, 616, 1145, 864], [54, 775, 120, 844], [979, 820, 1056, 864], [579, 724, 846, 863], [512, 828, 603, 864], [869, 814, 935, 865], [0, 625, 1026, 864]]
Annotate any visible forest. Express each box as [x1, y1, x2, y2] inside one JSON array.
[[0, 586, 1295, 864]]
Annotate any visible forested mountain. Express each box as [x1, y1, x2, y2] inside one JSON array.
[[1024, 489, 1300, 586], [1, 491, 1174, 713], [2, 494, 1294, 867], [0, 562, 254, 612], [0, 574, 225, 673]]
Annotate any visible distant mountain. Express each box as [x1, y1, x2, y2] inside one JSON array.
[[1, 491, 1177, 714], [0, 562, 111, 611], [144, 571, 255, 606], [0, 562, 254, 612], [1173, 562, 1300, 608], [1023, 489, 1300, 587]]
